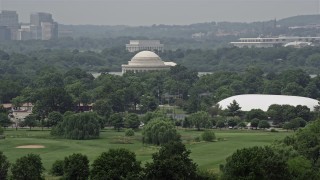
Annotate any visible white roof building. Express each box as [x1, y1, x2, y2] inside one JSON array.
[[122, 51, 176, 74], [230, 36, 320, 48], [217, 94, 319, 111], [126, 40, 164, 52]]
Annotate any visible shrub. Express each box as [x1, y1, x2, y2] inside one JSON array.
[[0, 151, 10, 180], [194, 137, 201, 142], [271, 129, 278, 132], [201, 131, 216, 142], [63, 153, 89, 180], [11, 154, 45, 180], [125, 129, 135, 136], [50, 160, 64, 176]]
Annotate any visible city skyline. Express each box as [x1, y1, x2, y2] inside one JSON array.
[[0, 0, 319, 26]]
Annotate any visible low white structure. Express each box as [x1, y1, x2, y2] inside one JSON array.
[[230, 36, 320, 48], [217, 94, 319, 111], [284, 41, 313, 48], [122, 51, 175, 74], [126, 40, 164, 52]]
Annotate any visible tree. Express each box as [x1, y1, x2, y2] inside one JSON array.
[[188, 111, 211, 131], [0, 151, 10, 180], [140, 95, 158, 112], [145, 141, 198, 179], [291, 118, 303, 131], [124, 113, 140, 129], [287, 156, 318, 180], [51, 112, 100, 140], [216, 120, 225, 129], [238, 121, 247, 129], [0, 113, 11, 128], [226, 100, 242, 117], [246, 109, 267, 121], [142, 118, 180, 145], [50, 160, 64, 176], [91, 149, 142, 180], [92, 99, 112, 127], [221, 146, 290, 180], [227, 118, 238, 128], [110, 113, 124, 132], [250, 118, 259, 129], [11, 154, 45, 180], [258, 120, 270, 129], [63, 153, 89, 180], [24, 114, 37, 130], [47, 111, 63, 127]]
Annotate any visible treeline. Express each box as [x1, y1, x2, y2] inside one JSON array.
[[159, 46, 320, 73], [1, 45, 320, 79], [1, 65, 320, 114]]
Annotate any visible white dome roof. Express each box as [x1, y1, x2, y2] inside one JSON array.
[[128, 51, 166, 67], [217, 94, 319, 111], [133, 51, 160, 59]]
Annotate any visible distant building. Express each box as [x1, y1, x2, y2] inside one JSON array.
[[122, 51, 176, 74], [230, 36, 320, 48], [41, 22, 58, 40], [30, 12, 53, 26], [126, 40, 164, 52], [2, 103, 33, 125], [0, 26, 11, 41], [17, 25, 32, 40], [0, 10, 19, 40], [27, 12, 58, 40]]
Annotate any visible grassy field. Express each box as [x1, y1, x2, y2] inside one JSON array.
[[0, 128, 292, 176]]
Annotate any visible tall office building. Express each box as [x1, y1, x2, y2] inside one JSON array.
[[29, 12, 58, 40], [0, 10, 19, 40], [0, 26, 11, 41], [41, 22, 58, 40], [30, 12, 53, 26]]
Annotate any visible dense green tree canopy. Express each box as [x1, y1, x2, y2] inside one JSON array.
[[145, 141, 198, 180], [63, 153, 89, 180], [188, 111, 212, 131], [51, 112, 100, 140], [91, 148, 142, 180], [222, 146, 290, 180], [142, 118, 180, 145], [0, 151, 10, 180], [11, 154, 45, 180]]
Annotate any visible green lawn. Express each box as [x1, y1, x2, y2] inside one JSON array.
[[0, 128, 292, 176]]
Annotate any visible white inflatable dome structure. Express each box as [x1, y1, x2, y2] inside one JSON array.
[[217, 94, 319, 111]]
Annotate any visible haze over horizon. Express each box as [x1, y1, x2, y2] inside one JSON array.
[[1, 0, 319, 26]]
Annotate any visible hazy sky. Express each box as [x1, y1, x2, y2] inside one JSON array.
[[1, 0, 319, 26]]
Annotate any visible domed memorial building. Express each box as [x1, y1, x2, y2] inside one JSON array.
[[122, 51, 176, 74]]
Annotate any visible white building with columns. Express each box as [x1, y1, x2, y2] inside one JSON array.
[[122, 51, 176, 74], [126, 40, 164, 52]]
